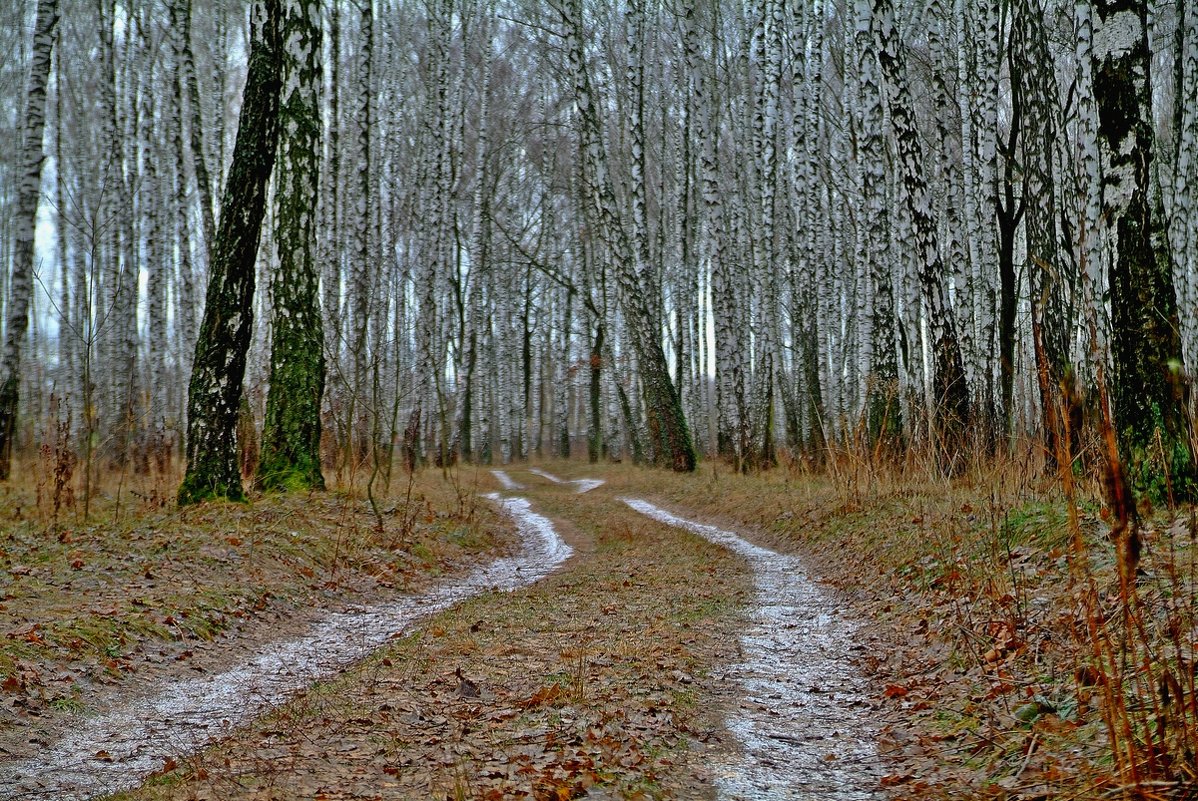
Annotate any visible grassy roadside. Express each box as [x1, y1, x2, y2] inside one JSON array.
[[0, 466, 508, 758], [108, 471, 752, 800], [538, 457, 1197, 799]]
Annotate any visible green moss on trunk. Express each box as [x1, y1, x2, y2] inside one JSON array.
[[178, 0, 281, 506], [257, 0, 325, 494], [1095, 0, 1193, 500]]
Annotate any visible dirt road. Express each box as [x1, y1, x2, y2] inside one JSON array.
[[5, 466, 883, 800]]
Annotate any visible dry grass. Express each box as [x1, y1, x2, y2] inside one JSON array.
[[10, 446, 1198, 799], [0, 463, 509, 758], [536, 452, 1198, 800]]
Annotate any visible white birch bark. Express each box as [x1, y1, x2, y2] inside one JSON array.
[[0, 0, 60, 479], [873, 0, 970, 454], [684, 0, 741, 460], [563, 0, 695, 470], [1171, 0, 1198, 365]]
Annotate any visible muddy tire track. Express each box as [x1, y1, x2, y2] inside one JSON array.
[[624, 497, 881, 800]]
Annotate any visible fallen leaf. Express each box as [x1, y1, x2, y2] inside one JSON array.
[[880, 773, 914, 787]]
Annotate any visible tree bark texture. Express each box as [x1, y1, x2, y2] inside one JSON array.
[[563, 0, 696, 472], [0, 0, 60, 480], [1092, 0, 1191, 494], [257, 0, 326, 492], [178, 0, 282, 504], [872, 0, 970, 462]]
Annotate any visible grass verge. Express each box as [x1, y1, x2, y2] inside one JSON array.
[[537, 457, 1197, 800]]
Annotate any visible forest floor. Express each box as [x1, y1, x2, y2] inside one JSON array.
[[1, 457, 1192, 799]]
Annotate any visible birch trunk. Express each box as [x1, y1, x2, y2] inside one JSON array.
[[178, 0, 282, 504], [873, 0, 970, 461], [563, 0, 696, 472], [258, 0, 326, 492], [856, 0, 900, 445], [1091, 0, 1191, 493], [0, 0, 60, 480]]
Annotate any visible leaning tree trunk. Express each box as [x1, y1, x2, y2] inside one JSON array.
[[1091, 0, 1191, 496], [872, 0, 970, 463], [178, 0, 282, 505], [564, 0, 696, 472], [0, 0, 60, 480], [257, 0, 325, 492]]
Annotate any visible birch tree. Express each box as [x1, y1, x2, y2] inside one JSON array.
[[855, 0, 900, 445], [872, 0, 970, 461], [563, 0, 696, 472], [0, 0, 59, 480], [1089, 0, 1192, 493], [1172, 0, 1198, 367], [257, 0, 325, 492], [179, 0, 282, 504], [1014, 0, 1072, 467]]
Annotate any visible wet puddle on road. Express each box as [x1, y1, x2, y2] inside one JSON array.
[[1, 495, 571, 801], [623, 498, 881, 800]]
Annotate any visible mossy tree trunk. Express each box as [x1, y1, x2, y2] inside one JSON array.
[[178, 0, 282, 505], [1091, 0, 1192, 497], [563, 0, 696, 472], [257, 0, 325, 492]]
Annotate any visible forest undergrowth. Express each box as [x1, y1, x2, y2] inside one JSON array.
[[5, 437, 1198, 799], [105, 473, 749, 801]]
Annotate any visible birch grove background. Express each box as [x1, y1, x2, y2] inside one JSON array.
[[2, 0, 1197, 494]]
